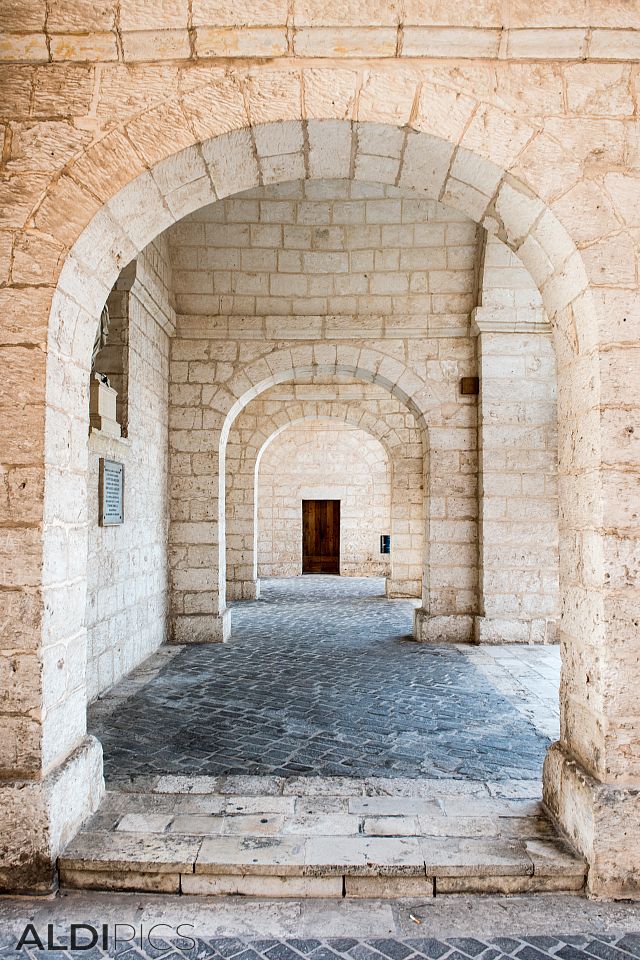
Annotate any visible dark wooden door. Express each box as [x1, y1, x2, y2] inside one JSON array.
[[302, 500, 340, 574]]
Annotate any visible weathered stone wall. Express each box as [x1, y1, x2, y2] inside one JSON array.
[[86, 238, 174, 699], [168, 179, 478, 323], [257, 420, 391, 578]]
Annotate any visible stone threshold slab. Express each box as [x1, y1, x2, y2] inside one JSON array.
[[109, 774, 542, 799], [59, 776, 585, 897], [59, 832, 585, 896]]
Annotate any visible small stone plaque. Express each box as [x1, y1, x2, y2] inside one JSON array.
[[99, 458, 124, 526]]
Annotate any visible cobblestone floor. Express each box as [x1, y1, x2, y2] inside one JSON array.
[[3, 930, 640, 960], [90, 577, 559, 783]]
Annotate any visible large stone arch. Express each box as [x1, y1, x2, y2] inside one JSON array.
[[2, 71, 636, 895], [225, 388, 424, 601]]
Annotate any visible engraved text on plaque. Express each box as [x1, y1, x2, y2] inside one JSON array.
[[99, 458, 124, 526]]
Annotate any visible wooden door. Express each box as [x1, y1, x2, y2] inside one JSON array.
[[302, 500, 340, 574]]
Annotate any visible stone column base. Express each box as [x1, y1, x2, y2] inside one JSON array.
[[385, 577, 421, 599], [543, 741, 640, 899], [171, 609, 231, 644], [413, 609, 475, 642], [0, 735, 104, 894], [474, 616, 559, 644], [227, 579, 260, 601]]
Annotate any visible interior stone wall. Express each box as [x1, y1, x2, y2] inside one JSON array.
[[257, 420, 391, 578], [85, 238, 174, 699], [168, 178, 479, 324]]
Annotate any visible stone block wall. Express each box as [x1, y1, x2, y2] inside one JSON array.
[[258, 420, 391, 578], [168, 317, 478, 635], [475, 321, 559, 643], [85, 238, 174, 698], [168, 178, 479, 328]]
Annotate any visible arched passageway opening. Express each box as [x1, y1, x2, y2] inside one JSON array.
[[3, 101, 636, 900]]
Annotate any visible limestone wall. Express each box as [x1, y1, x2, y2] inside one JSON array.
[[168, 178, 479, 325], [257, 421, 391, 578], [85, 238, 174, 699]]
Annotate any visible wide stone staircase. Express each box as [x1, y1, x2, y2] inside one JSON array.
[[59, 775, 586, 897]]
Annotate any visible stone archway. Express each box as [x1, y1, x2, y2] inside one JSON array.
[[225, 388, 424, 601], [255, 418, 392, 581], [3, 85, 636, 896]]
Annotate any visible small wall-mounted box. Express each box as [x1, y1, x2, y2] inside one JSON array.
[[460, 376, 480, 396], [380, 534, 391, 555]]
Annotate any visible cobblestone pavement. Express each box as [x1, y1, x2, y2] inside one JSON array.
[[90, 577, 558, 783], [3, 930, 640, 960]]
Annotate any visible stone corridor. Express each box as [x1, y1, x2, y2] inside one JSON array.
[[90, 577, 559, 784]]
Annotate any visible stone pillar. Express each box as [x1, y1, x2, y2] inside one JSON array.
[[226, 454, 261, 602], [542, 288, 640, 899], [168, 329, 231, 644], [385, 446, 424, 598], [0, 293, 104, 892], [413, 422, 478, 643], [473, 307, 560, 643]]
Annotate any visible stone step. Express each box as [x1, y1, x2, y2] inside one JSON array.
[[58, 780, 587, 897]]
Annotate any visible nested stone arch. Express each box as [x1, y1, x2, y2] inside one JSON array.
[[224, 389, 424, 601], [7, 72, 633, 895], [204, 347, 433, 627]]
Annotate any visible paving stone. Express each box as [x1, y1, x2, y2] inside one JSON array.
[[404, 940, 450, 959], [420, 838, 533, 877], [58, 866, 181, 893], [59, 831, 201, 873], [495, 817, 556, 839], [349, 798, 443, 816], [181, 874, 342, 897], [225, 797, 297, 815], [449, 940, 491, 957], [2, 934, 638, 960], [361, 816, 422, 836], [439, 799, 512, 817], [436, 875, 584, 893], [583, 944, 633, 960], [525, 840, 587, 877], [294, 797, 350, 815], [168, 815, 225, 836], [614, 936, 640, 959], [368, 940, 415, 960], [89, 577, 555, 784], [281, 815, 359, 835], [117, 813, 174, 833], [220, 815, 287, 836], [304, 836, 425, 876], [195, 836, 307, 876], [516, 947, 554, 960], [344, 875, 435, 897]]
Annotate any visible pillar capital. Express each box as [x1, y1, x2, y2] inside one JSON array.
[[471, 306, 550, 336]]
